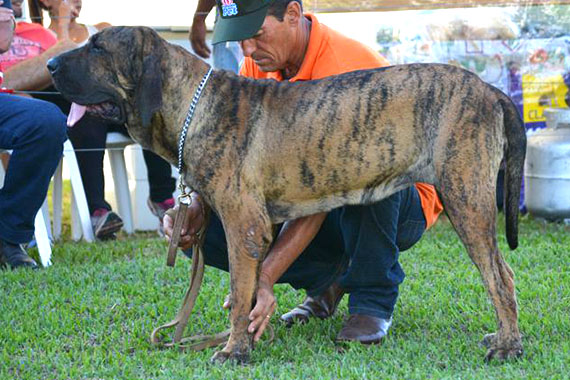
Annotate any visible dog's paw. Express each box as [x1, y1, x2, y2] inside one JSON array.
[[482, 334, 523, 362], [210, 349, 250, 365]]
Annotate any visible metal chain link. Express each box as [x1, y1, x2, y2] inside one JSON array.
[[177, 68, 214, 180]]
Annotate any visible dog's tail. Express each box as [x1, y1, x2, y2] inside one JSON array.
[[496, 88, 526, 250]]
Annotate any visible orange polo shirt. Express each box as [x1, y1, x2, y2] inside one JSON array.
[[240, 13, 442, 228]]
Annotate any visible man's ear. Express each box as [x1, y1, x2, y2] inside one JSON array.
[[136, 54, 163, 128], [285, 0, 302, 25]]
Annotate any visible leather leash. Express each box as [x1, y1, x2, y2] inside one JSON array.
[[151, 208, 232, 351]]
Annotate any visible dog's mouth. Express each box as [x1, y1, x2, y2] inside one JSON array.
[[67, 101, 124, 127]]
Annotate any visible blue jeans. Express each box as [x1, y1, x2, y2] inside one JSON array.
[[187, 186, 426, 319], [0, 94, 67, 243], [213, 42, 242, 73]]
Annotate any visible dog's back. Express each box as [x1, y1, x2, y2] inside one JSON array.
[[222, 64, 525, 231]]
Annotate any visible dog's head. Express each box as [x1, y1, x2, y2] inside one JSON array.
[[49, 26, 167, 135]]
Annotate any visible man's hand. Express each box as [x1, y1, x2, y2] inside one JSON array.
[[248, 273, 277, 342], [163, 194, 205, 250], [50, 0, 72, 39], [221, 273, 276, 342], [189, 14, 211, 59]]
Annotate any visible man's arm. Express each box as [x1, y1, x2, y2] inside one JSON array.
[[246, 212, 327, 341], [0, 5, 14, 53], [3, 2, 77, 91], [3, 38, 77, 91], [260, 213, 327, 286], [189, 0, 216, 58]]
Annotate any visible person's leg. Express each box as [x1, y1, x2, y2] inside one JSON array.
[[68, 116, 124, 239], [335, 186, 426, 343], [139, 144, 176, 229], [0, 94, 67, 268], [339, 186, 425, 319], [67, 115, 112, 214], [142, 149, 176, 204]]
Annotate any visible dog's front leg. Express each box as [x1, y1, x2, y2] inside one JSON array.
[[211, 207, 273, 364]]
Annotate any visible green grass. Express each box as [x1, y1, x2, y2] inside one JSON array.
[[1, 197, 570, 379]]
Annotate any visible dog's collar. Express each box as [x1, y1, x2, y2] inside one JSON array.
[[177, 67, 214, 192]]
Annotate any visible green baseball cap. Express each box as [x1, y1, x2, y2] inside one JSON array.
[[212, 0, 274, 44]]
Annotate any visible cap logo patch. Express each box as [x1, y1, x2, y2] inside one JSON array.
[[221, 0, 238, 17]]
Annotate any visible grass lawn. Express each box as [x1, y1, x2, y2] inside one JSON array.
[[1, 196, 569, 379]]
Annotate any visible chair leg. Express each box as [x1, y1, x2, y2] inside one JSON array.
[[34, 203, 52, 267], [70, 191, 83, 241], [63, 140, 95, 242], [108, 148, 134, 234], [52, 160, 63, 240], [41, 197, 52, 240]]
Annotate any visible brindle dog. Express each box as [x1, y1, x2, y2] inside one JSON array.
[[49, 26, 526, 364]]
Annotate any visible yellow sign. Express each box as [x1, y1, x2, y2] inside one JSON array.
[[522, 74, 569, 123]]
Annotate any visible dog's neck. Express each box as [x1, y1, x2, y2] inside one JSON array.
[[145, 47, 212, 165]]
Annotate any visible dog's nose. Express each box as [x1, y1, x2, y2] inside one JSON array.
[[47, 57, 59, 74]]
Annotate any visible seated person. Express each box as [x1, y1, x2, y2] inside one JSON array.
[[4, 0, 176, 239], [0, 0, 67, 269]]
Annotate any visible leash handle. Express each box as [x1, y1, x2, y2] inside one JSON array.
[[166, 192, 192, 267]]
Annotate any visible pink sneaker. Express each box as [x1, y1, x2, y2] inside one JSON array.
[[91, 208, 123, 240]]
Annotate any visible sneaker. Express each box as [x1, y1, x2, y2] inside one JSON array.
[[147, 197, 175, 235], [91, 208, 123, 240], [0, 239, 38, 270]]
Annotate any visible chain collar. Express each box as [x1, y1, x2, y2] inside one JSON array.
[[177, 67, 213, 194]]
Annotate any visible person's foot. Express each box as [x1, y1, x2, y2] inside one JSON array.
[[280, 282, 345, 326], [335, 314, 392, 344], [91, 208, 123, 240], [0, 239, 38, 270], [147, 197, 175, 235]]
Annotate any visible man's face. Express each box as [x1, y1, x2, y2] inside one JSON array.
[[12, 0, 23, 18], [239, 15, 292, 72]]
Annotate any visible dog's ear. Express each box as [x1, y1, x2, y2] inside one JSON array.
[[136, 54, 163, 128]]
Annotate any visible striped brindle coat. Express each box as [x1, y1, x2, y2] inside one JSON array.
[[50, 26, 526, 364]]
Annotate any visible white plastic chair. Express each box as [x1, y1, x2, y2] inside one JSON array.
[[105, 132, 135, 234]]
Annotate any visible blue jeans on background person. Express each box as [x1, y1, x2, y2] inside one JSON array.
[[213, 41, 243, 73], [187, 186, 426, 320], [0, 94, 67, 244]]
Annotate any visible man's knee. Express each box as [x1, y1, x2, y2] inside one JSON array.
[[35, 101, 67, 144]]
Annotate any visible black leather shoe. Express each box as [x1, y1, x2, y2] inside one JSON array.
[[0, 239, 38, 270], [280, 282, 345, 326], [335, 314, 392, 344]]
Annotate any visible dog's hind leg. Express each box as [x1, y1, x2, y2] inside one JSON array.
[[438, 183, 523, 361], [210, 201, 273, 364]]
